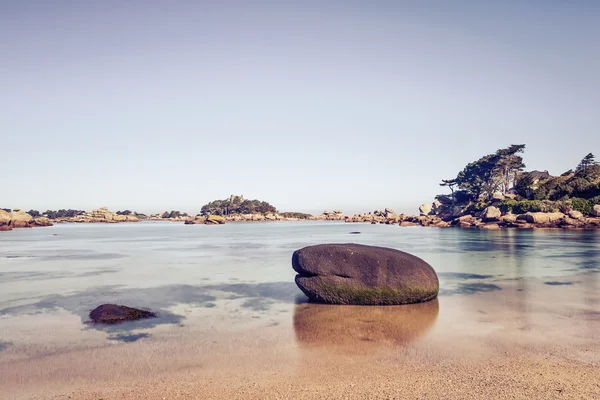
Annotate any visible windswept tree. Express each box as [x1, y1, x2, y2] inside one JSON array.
[[577, 153, 597, 172], [495, 144, 526, 194], [443, 144, 527, 201], [455, 153, 501, 200], [439, 179, 458, 204]]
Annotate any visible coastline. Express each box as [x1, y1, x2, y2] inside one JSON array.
[[1, 272, 598, 399]]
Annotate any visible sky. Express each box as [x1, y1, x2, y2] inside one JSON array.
[[2, 0, 599, 215]]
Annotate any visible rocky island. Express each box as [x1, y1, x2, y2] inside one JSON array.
[[4, 147, 600, 231], [346, 146, 600, 229]]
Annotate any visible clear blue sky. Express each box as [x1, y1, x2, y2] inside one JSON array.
[[2, 1, 599, 215]]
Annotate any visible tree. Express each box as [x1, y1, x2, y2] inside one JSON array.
[[456, 153, 501, 200], [439, 179, 458, 205], [200, 195, 277, 216], [495, 144, 526, 194], [514, 173, 534, 198], [577, 153, 598, 172], [452, 145, 526, 200], [27, 210, 41, 218]]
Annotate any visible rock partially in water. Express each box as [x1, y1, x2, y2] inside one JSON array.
[[89, 304, 156, 324], [348, 231, 361, 234], [293, 243, 439, 305]]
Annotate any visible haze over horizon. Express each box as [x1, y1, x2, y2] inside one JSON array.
[[2, 1, 599, 215]]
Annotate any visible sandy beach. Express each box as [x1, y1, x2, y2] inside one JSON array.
[[2, 273, 598, 400]]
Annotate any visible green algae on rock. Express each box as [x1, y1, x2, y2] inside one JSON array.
[[293, 243, 439, 305]]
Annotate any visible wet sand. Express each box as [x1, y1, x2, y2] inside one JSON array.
[[1, 274, 599, 399]]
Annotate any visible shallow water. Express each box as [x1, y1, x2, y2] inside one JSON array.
[[0, 221, 599, 357]]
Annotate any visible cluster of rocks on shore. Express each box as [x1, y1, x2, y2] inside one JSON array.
[[52, 207, 140, 224], [344, 200, 600, 229], [0, 209, 53, 231], [184, 212, 310, 225]]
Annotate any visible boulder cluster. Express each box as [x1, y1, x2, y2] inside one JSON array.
[[345, 199, 600, 229], [0, 209, 53, 231], [184, 212, 310, 225], [184, 215, 226, 225], [52, 207, 140, 223], [311, 210, 346, 221]]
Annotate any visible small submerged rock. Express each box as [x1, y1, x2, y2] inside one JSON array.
[[89, 304, 156, 324], [293, 243, 439, 305], [348, 231, 361, 234]]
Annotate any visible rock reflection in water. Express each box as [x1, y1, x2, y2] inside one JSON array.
[[293, 299, 439, 353]]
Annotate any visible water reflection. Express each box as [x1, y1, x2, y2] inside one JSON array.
[[293, 299, 439, 353]]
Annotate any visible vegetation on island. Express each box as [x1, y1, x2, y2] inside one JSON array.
[[160, 210, 188, 218], [439, 145, 600, 216], [279, 212, 313, 219], [41, 209, 85, 219], [200, 195, 277, 216]]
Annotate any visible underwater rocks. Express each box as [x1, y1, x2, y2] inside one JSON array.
[[89, 304, 156, 324]]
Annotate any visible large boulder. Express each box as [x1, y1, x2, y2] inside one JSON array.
[[419, 203, 432, 216], [89, 304, 156, 324], [524, 212, 565, 224], [0, 225, 12, 231], [31, 217, 53, 227], [5, 210, 33, 228], [0, 210, 11, 225], [292, 244, 439, 305], [205, 215, 225, 224], [568, 210, 584, 220], [593, 205, 600, 217], [481, 206, 501, 222]]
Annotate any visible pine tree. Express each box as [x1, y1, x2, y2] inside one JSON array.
[[576, 153, 597, 172]]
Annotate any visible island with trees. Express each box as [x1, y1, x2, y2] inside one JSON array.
[[346, 145, 600, 228]]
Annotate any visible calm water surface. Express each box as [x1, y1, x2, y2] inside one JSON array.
[[0, 221, 599, 350]]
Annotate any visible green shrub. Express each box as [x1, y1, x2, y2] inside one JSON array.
[[499, 199, 518, 214], [499, 199, 558, 214], [589, 196, 600, 205], [571, 198, 593, 215], [280, 212, 313, 219], [466, 201, 489, 213]]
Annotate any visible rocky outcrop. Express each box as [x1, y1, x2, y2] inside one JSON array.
[[30, 217, 53, 227], [292, 244, 439, 305], [481, 206, 501, 222], [50, 208, 139, 224], [312, 210, 345, 221], [568, 210, 584, 220], [593, 205, 600, 217], [343, 206, 600, 230], [0, 209, 51, 230], [419, 203, 432, 216], [184, 215, 225, 225], [0, 210, 12, 226], [89, 304, 156, 324], [524, 212, 565, 224]]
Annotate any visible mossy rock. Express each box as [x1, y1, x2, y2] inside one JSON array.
[[293, 243, 439, 305]]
